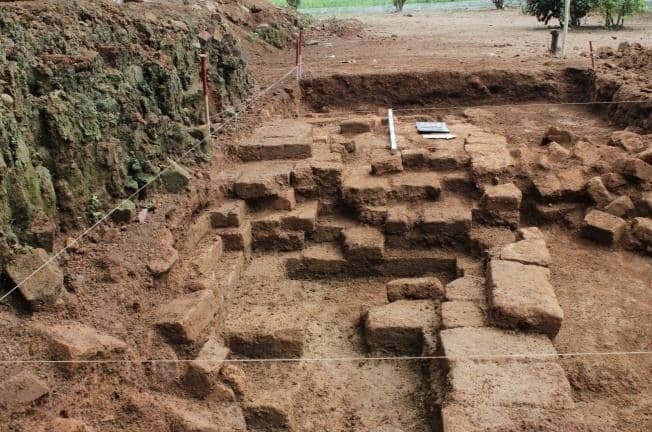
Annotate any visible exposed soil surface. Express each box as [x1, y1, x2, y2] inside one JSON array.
[[1, 3, 651, 432], [253, 9, 652, 78]]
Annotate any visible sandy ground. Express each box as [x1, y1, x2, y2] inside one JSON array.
[[227, 254, 433, 431], [548, 228, 652, 430], [252, 9, 652, 80]]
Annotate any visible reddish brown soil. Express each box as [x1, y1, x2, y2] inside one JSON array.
[[253, 9, 652, 79], [1, 4, 651, 432]]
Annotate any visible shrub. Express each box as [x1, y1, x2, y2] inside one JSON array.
[[287, 0, 300, 9], [594, 0, 647, 28], [493, 0, 505, 9], [524, 0, 594, 26], [394, 0, 407, 12]]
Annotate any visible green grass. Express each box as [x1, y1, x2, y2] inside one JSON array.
[[270, 0, 451, 8]]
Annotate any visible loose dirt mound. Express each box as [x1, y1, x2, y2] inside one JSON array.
[[592, 43, 652, 134], [316, 17, 366, 38], [616, 43, 652, 70]]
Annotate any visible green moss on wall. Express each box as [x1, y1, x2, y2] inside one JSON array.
[[0, 0, 256, 264]]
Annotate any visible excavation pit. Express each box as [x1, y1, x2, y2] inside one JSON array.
[[212, 67, 651, 431], [2, 3, 651, 431]]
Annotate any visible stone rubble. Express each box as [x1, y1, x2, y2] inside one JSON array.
[[0, 372, 50, 410], [5, 248, 64, 309]]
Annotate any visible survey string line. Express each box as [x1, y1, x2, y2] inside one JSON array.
[[0, 350, 650, 365], [315, 99, 652, 116], [209, 66, 299, 125]]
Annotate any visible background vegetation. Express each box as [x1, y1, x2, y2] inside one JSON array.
[[525, 0, 646, 27], [272, 0, 646, 28], [272, 0, 452, 8]]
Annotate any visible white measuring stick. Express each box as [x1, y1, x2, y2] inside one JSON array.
[[388, 108, 397, 154]]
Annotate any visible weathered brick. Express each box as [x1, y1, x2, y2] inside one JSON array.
[[187, 236, 223, 279], [632, 217, 652, 245], [342, 226, 385, 261], [478, 183, 522, 227], [384, 205, 418, 234], [217, 221, 252, 252], [542, 126, 576, 146], [44, 322, 127, 364], [581, 209, 627, 245], [609, 130, 648, 152], [447, 360, 574, 409], [182, 212, 212, 252], [499, 238, 551, 267], [311, 161, 343, 195], [357, 205, 388, 226], [5, 248, 63, 309], [401, 148, 429, 170], [281, 201, 319, 232], [445, 276, 485, 302], [209, 200, 246, 228], [0, 372, 49, 410], [235, 120, 312, 161], [441, 301, 486, 328], [390, 172, 441, 201], [585, 176, 613, 208], [155, 290, 216, 344], [127, 391, 246, 432], [439, 327, 557, 361], [517, 226, 545, 241], [419, 198, 472, 241], [364, 300, 439, 354], [616, 157, 652, 183], [340, 119, 371, 134], [234, 166, 291, 199], [488, 259, 563, 336], [465, 141, 513, 180], [427, 142, 469, 171], [342, 168, 390, 207], [184, 338, 232, 399], [226, 303, 305, 362], [251, 215, 305, 251], [603, 195, 634, 218], [253, 188, 296, 211], [161, 159, 191, 193], [386, 277, 445, 302], [371, 151, 403, 176], [286, 244, 347, 279]]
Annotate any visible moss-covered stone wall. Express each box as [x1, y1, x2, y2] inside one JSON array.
[[0, 0, 255, 266]]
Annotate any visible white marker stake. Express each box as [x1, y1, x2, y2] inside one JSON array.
[[388, 108, 397, 154], [561, 0, 571, 58]]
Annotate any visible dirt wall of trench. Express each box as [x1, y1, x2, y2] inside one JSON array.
[[0, 0, 303, 270], [300, 68, 595, 110], [300, 62, 652, 134]]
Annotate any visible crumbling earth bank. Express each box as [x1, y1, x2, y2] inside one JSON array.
[[591, 43, 652, 133], [0, 0, 261, 268]]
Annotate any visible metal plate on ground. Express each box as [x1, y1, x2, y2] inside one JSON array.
[[416, 122, 450, 133], [422, 133, 457, 140]]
